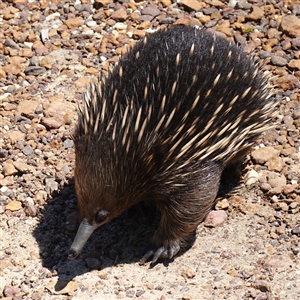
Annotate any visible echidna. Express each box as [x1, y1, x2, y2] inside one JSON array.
[[68, 25, 275, 264]]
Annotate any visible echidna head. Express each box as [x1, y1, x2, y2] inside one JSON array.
[[68, 144, 132, 260]]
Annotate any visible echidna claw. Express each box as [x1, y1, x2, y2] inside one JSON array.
[[139, 243, 181, 265], [139, 246, 155, 265]]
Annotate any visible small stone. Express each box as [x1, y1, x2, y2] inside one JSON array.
[[180, 0, 205, 11], [35, 104, 43, 114], [288, 59, 300, 71], [245, 169, 260, 186], [254, 293, 268, 300], [86, 67, 99, 75], [13, 161, 35, 173], [141, 5, 161, 17], [23, 47, 33, 57], [252, 280, 269, 292], [276, 225, 286, 235], [45, 178, 59, 195], [204, 210, 227, 227], [29, 56, 40, 66], [6, 200, 22, 211], [0, 176, 14, 186], [4, 286, 21, 297], [132, 29, 146, 39], [114, 22, 127, 31], [24, 197, 37, 216], [23, 145, 34, 156], [280, 15, 300, 38], [292, 225, 300, 236], [246, 5, 264, 21], [3, 163, 18, 176], [265, 157, 284, 172], [126, 289, 135, 298], [63, 139, 74, 148], [41, 117, 64, 129], [0, 149, 8, 158], [17, 100, 40, 118], [215, 198, 229, 209], [228, 0, 238, 8], [3, 63, 24, 75], [74, 77, 90, 88], [273, 74, 300, 91], [4, 38, 20, 50], [86, 20, 97, 27], [24, 66, 47, 75], [98, 272, 108, 280], [65, 17, 84, 30], [40, 54, 54, 69], [111, 8, 128, 22], [271, 55, 287, 67], [94, 0, 111, 6], [182, 268, 195, 279], [35, 190, 47, 204], [159, 0, 172, 7], [182, 294, 191, 300], [251, 147, 280, 165], [135, 289, 145, 297], [228, 269, 238, 276], [268, 174, 286, 190]]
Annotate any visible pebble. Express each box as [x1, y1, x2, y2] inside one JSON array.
[[204, 210, 228, 227], [44, 178, 59, 195], [251, 147, 280, 165], [292, 225, 300, 236], [252, 280, 269, 292], [245, 169, 260, 186], [3, 163, 18, 176], [24, 66, 47, 75], [63, 139, 74, 148], [271, 55, 287, 66], [22, 145, 34, 156], [6, 200, 22, 211], [182, 268, 196, 279]]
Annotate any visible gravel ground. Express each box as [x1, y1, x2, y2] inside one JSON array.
[[1, 0, 300, 299]]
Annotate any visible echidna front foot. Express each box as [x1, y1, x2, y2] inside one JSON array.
[[139, 240, 181, 265]]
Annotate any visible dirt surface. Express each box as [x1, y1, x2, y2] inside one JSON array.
[[1, 0, 300, 299]]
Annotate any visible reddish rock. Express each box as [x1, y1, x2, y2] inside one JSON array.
[[111, 8, 128, 22], [251, 147, 280, 165], [7, 130, 25, 144], [65, 17, 84, 30], [246, 5, 264, 21], [280, 15, 300, 37], [17, 100, 40, 118], [288, 59, 300, 70], [204, 210, 228, 227], [180, 0, 205, 11]]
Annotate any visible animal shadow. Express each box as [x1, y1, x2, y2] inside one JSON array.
[[32, 178, 195, 289]]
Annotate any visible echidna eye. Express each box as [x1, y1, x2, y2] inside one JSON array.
[[95, 209, 109, 224]]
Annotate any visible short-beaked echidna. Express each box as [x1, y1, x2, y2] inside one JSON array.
[[68, 25, 275, 264]]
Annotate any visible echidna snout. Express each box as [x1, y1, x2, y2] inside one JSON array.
[[69, 25, 275, 264]]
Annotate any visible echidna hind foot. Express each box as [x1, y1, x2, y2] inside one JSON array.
[[140, 161, 223, 264]]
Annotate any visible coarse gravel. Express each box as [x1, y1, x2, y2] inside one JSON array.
[[0, 0, 300, 300]]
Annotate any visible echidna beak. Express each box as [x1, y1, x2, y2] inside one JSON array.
[[68, 218, 98, 260]]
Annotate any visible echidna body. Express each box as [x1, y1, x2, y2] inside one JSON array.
[[69, 26, 274, 263]]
